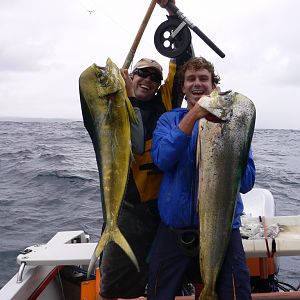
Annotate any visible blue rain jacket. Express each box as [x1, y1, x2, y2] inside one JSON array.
[[151, 108, 256, 229]]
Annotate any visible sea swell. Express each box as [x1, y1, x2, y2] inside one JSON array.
[[0, 121, 299, 289]]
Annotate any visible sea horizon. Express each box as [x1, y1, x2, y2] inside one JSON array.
[[0, 115, 299, 131]]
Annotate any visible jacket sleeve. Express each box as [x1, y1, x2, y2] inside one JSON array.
[[239, 147, 256, 194], [151, 113, 190, 172]]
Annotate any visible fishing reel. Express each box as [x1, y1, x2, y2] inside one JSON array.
[[154, 18, 191, 58], [154, 2, 225, 59]]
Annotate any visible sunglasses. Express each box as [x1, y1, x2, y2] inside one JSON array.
[[133, 68, 162, 84]]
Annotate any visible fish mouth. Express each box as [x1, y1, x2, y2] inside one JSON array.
[[219, 90, 232, 96]]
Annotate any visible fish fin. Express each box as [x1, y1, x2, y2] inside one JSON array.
[[199, 287, 218, 300], [87, 229, 111, 278], [197, 118, 206, 169], [196, 131, 200, 169], [130, 147, 135, 162], [94, 228, 111, 258], [87, 226, 140, 278], [117, 64, 137, 124], [196, 127, 201, 214], [87, 252, 97, 279], [112, 227, 140, 272], [125, 96, 138, 124]]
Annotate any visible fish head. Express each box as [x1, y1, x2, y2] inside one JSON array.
[[93, 58, 124, 98], [198, 89, 233, 121]]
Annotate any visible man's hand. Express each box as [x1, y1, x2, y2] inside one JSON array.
[[178, 103, 209, 135], [197, 88, 230, 122], [156, 0, 175, 15], [120, 69, 135, 98]]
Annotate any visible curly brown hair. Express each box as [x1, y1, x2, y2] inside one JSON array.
[[178, 57, 220, 87]]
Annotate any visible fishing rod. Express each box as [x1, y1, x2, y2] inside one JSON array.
[[154, 2, 225, 58], [122, 0, 157, 69]]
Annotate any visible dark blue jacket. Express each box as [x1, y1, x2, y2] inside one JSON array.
[[151, 108, 256, 229]]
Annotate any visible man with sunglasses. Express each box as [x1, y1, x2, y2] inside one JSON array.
[[99, 1, 194, 299]]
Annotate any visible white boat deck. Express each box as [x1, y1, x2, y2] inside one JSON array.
[[17, 230, 95, 266], [242, 215, 300, 257], [15, 215, 300, 269], [0, 231, 92, 300]]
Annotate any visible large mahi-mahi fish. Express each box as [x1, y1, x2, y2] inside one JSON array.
[[197, 90, 256, 300], [79, 58, 139, 278]]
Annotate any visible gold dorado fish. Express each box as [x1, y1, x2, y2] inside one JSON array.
[[197, 90, 256, 300], [79, 58, 139, 278]]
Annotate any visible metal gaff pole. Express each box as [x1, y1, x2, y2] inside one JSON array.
[[166, 2, 225, 58], [122, 0, 157, 69]]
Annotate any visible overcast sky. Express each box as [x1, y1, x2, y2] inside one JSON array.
[[1, 0, 299, 129]]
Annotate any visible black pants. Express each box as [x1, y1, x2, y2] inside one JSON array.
[[148, 222, 252, 300], [100, 200, 160, 298]]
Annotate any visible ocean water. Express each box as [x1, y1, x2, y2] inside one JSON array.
[[0, 121, 299, 290]]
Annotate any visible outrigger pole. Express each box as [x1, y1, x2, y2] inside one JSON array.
[[166, 2, 225, 58], [122, 0, 157, 69]]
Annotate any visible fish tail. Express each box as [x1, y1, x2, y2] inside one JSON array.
[[87, 228, 111, 279], [87, 226, 140, 279], [87, 252, 98, 279], [111, 226, 140, 272], [199, 286, 218, 300]]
